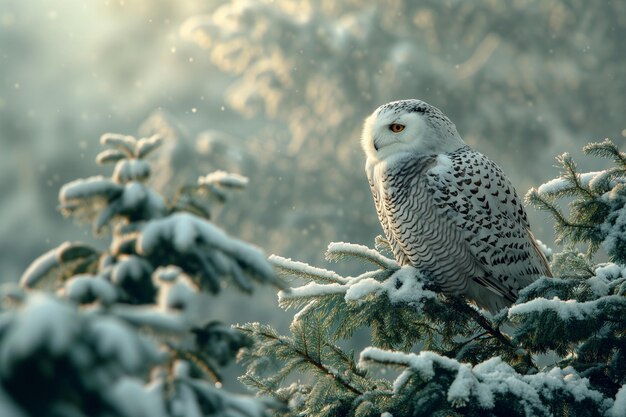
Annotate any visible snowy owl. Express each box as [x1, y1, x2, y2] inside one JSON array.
[[361, 99, 551, 312]]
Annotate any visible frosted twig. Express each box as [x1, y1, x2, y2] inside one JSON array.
[[326, 242, 398, 270], [269, 255, 347, 284]]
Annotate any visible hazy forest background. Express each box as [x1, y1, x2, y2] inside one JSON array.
[[1, 0, 624, 390]]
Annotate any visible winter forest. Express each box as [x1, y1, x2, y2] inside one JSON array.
[[0, 0, 625, 416]]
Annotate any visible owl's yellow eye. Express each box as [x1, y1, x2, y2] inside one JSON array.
[[389, 123, 405, 133]]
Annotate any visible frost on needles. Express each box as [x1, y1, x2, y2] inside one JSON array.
[[238, 140, 626, 417], [0, 131, 284, 417]]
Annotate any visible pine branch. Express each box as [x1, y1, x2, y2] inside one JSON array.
[[526, 189, 593, 231], [446, 331, 489, 357], [584, 139, 626, 168], [270, 255, 348, 284], [326, 242, 398, 270], [165, 342, 222, 383], [447, 297, 537, 371], [558, 153, 597, 200], [237, 325, 364, 396]]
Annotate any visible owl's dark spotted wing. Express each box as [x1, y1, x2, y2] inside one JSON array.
[[425, 146, 551, 300]]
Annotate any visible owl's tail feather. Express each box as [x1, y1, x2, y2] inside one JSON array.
[[527, 229, 553, 278]]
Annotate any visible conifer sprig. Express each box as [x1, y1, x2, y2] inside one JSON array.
[[3, 130, 282, 417]]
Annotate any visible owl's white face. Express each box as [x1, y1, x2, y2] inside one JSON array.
[[361, 99, 465, 164]]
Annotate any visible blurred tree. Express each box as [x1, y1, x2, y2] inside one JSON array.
[[182, 0, 626, 265], [0, 132, 283, 416]]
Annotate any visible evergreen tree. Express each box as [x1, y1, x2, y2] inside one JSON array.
[[0, 132, 283, 417], [238, 140, 626, 416]]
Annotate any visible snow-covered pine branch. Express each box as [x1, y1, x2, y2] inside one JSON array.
[[359, 348, 608, 416], [3, 129, 283, 417], [277, 265, 434, 312], [527, 139, 626, 262], [325, 241, 399, 270], [269, 254, 348, 284]]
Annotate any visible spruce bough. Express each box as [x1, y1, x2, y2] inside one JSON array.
[[0, 132, 282, 417]]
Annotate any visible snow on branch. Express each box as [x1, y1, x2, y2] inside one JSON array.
[[100, 133, 137, 156], [269, 255, 347, 284], [325, 242, 398, 270], [135, 134, 163, 159], [96, 149, 127, 165], [535, 171, 605, 198], [607, 385, 626, 417], [198, 171, 249, 189], [113, 160, 151, 183], [508, 295, 625, 321], [137, 212, 283, 290], [278, 266, 434, 312], [60, 176, 123, 204], [19, 242, 99, 290], [359, 347, 606, 414]]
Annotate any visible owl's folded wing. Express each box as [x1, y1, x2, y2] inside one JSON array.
[[425, 148, 551, 302]]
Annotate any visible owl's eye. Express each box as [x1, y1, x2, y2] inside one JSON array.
[[389, 123, 405, 133]]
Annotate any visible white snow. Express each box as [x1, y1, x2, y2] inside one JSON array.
[[601, 207, 626, 256], [107, 377, 168, 417], [158, 278, 197, 311], [60, 176, 122, 202], [536, 177, 571, 196], [588, 170, 612, 191], [96, 149, 127, 164], [525, 366, 605, 404], [292, 300, 318, 322], [89, 317, 151, 372], [279, 281, 345, 302], [280, 266, 434, 312], [110, 305, 186, 334], [579, 171, 609, 187], [594, 263, 623, 281], [360, 347, 605, 413], [113, 160, 151, 183], [587, 263, 622, 296], [326, 241, 398, 270], [536, 171, 604, 196], [153, 266, 183, 283], [198, 170, 249, 188], [100, 133, 136, 154], [65, 275, 117, 304], [138, 213, 274, 281], [359, 347, 460, 391], [344, 267, 435, 306], [344, 277, 383, 301], [111, 256, 149, 285], [508, 296, 622, 320], [121, 182, 147, 210], [0, 294, 80, 370], [19, 247, 58, 288], [535, 239, 553, 260], [135, 134, 163, 159], [171, 381, 202, 417], [270, 254, 347, 284], [607, 384, 626, 417], [383, 267, 435, 304], [447, 363, 494, 408]]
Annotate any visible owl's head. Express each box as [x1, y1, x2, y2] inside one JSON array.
[[361, 99, 465, 162]]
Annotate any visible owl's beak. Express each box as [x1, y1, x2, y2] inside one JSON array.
[[373, 138, 379, 151]]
